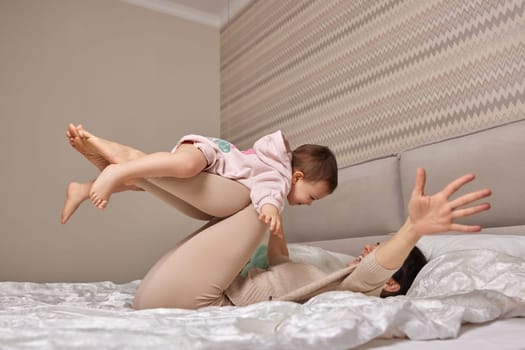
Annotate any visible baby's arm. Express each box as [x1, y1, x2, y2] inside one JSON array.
[[249, 169, 289, 237], [259, 204, 284, 238]]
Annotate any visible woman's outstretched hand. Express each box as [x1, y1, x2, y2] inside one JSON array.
[[408, 168, 492, 237]]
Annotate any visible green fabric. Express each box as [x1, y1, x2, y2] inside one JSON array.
[[240, 244, 269, 277]]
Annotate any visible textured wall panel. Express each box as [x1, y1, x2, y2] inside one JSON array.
[[220, 0, 525, 167]]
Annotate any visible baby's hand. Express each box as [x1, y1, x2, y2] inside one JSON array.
[[259, 204, 284, 239]]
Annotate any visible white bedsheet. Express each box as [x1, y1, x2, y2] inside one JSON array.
[[1, 249, 524, 350]]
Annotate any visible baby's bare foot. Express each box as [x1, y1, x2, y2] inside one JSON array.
[[61, 181, 92, 224], [89, 164, 123, 209], [66, 124, 109, 171]]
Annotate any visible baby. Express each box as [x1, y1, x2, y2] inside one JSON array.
[[70, 130, 338, 237]]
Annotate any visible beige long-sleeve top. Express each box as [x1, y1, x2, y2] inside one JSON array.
[[226, 250, 396, 306]]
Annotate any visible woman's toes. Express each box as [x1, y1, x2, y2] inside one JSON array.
[[77, 125, 87, 139], [68, 123, 79, 137]]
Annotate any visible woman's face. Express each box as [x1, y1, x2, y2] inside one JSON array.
[[351, 243, 380, 264]]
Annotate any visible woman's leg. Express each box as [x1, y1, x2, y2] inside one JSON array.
[[65, 125, 210, 221], [67, 124, 249, 219], [61, 180, 140, 224], [67, 124, 263, 308], [133, 205, 266, 310], [144, 175, 251, 218], [134, 179, 214, 221], [66, 123, 110, 171]]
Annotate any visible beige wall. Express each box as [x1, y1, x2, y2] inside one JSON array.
[[0, 0, 220, 282]]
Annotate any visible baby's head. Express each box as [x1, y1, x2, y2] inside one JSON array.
[[287, 144, 338, 206]]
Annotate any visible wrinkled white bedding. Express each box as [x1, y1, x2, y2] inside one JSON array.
[[1, 249, 524, 350]]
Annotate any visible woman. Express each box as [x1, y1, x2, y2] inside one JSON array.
[[64, 124, 491, 309]]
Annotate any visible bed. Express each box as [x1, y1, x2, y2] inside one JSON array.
[[2, 119, 525, 349]]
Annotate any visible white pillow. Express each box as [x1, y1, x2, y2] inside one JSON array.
[[417, 234, 525, 261], [287, 244, 355, 273]]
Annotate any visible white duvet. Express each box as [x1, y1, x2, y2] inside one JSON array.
[[1, 249, 524, 350]]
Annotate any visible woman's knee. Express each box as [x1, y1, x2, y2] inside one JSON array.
[[133, 207, 264, 310]]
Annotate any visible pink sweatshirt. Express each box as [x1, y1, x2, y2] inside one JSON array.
[[174, 130, 293, 213]]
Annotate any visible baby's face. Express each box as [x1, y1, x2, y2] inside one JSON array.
[[287, 179, 330, 206]]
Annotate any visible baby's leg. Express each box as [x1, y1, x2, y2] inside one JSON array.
[[89, 144, 207, 209], [133, 205, 266, 310]]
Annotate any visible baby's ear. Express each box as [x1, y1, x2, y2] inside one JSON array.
[[292, 170, 304, 183]]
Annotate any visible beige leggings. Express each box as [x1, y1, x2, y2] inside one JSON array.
[[133, 173, 267, 310]]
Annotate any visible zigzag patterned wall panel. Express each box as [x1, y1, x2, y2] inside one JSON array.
[[220, 0, 525, 167]]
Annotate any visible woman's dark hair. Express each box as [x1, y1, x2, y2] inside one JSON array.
[[380, 246, 427, 298]]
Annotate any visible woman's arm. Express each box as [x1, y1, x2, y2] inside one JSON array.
[[375, 168, 491, 270], [267, 232, 290, 266]]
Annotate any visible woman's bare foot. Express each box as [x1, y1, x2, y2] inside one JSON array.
[[76, 125, 145, 165], [66, 124, 109, 171], [61, 181, 92, 224], [89, 164, 125, 209]]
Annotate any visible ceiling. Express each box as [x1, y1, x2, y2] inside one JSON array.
[[165, 0, 230, 15], [121, 0, 254, 28]]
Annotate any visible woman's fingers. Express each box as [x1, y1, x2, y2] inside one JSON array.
[[449, 223, 483, 232], [274, 220, 281, 235], [412, 168, 426, 196], [449, 188, 492, 209], [451, 202, 491, 218], [268, 218, 274, 232], [274, 226, 284, 239], [442, 173, 476, 198]]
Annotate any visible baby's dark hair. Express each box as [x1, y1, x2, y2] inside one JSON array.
[[291, 144, 338, 193], [380, 246, 427, 298]]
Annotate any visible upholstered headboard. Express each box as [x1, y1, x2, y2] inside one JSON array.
[[283, 119, 525, 254]]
